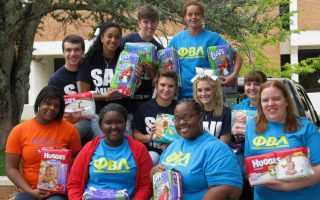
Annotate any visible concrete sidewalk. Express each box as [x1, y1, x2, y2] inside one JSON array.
[[0, 176, 16, 200]]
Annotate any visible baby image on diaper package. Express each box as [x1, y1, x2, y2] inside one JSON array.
[[153, 170, 182, 200], [37, 147, 71, 194], [153, 114, 181, 144], [157, 47, 181, 86]]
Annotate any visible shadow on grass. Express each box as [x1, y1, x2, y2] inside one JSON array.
[[0, 151, 5, 176]]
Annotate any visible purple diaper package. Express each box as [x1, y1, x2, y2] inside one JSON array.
[[153, 170, 182, 200], [124, 42, 157, 64], [82, 187, 129, 200], [157, 47, 181, 86], [111, 51, 141, 97]]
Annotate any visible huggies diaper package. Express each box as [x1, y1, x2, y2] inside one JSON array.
[[153, 114, 181, 143], [157, 47, 181, 86], [124, 42, 157, 64], [111, 52, 141, 97], [64, 92, 95, 119], [83, 187, 129, 200], [37, 147, 71, 194], [153, 170, 182, 200]]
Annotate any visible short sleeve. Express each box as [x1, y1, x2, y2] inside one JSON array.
[[133, 105, 146, 133], [304, 120, 320, 164], [77, 60, 92, 84], [220, 107, 231, 136], [68, 126, 82, 153], [5, 126, 22, 154]]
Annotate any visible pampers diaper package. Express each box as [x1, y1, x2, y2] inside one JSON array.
[[245, 147, 314, 186], [157, 47, 181, 86], [83, 187, 129, 200], [153, 170, 182, 200], [153, 114, 181, 143], [111, 52, 141, 97], [64, 92, 95, 119], [124, 42, 157, 64], [231, 110, 257, 135], [37, 147, 71, 194]]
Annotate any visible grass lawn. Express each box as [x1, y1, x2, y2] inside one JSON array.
[[0, 151, 5, 176]]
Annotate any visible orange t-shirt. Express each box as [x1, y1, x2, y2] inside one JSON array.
[[5, 118, 81, 189]]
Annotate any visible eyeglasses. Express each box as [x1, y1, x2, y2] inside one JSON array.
[[173, 114, 196, 124]]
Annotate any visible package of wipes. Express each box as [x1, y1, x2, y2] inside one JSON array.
[[157, 47, 181, 86], [37, 147, 71, 194], [245, 152, 278, 186], [153, 170, 182, 200], [275, 147, 314, 181], [231, 110, 257, 135], [83, 187, 129, 200], [153, 114, 181, 143], [111, 52, 141, 97], [64, 92, 95, 119], [124, 42, 157, 64]]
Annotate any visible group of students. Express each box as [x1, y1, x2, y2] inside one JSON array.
[[5, 0, 320, 200]]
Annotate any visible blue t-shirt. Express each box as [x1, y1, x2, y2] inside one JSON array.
[[233, 98, 257, 111], [86, 138, 136, 198], [244, 118, 320, 200], [48, 66, 78, 95], [133, 99, 177, 154], [160, 132, 242, 200], [203, 106, 231, 138], [168, 29, 235, 98]]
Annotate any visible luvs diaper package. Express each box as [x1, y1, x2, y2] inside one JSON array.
[[37, 147, 71, 194], [157, 47, 181, 86], [153, 170, 182, 200], [111, 52, 141, 97], [153, 114, 181, 143], [207, 45, 234, 78], [124, 42, 157, 64], [64, 92, 95, 119], [83, 187, 129, 200]]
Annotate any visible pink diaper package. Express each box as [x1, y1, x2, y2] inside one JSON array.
[[153, 114, 181, 143], [37, 147, 71, 194], [207, 45, 234, 77], [64, 92, 95, 119], [111, 51, 141, 97], [153, 170, 182, 200], [245, 147, 313, 186], [231, 110, 257, 135], [82, 187, 129, 200], [157, 47, 181, 86], [124, 42, 157, 64]]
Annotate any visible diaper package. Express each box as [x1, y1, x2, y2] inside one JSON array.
[[64, 92, 95, 119], [245, 152, 278, 186], [245, 147, 314, 185], [37, 147, 72, 194], [231, 110, 257, 135], [111, 52, 141, 97], [153, 114, 181, 143], [207, 45, 234, 78], [157, 47, 181, 86], [153, 170, 182, 200], [275, 147, 314, 181], [124, 42, 157, 64], [83, 187, 129, 200]]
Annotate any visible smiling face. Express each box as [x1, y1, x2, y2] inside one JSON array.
[[195, 80, 214, 107], [174, 101, 204, 140], [100, 111, 126, 147], [184, 5, 203, 30], [156, 76, 177, 102], [139, 18, 158, 38], [63, 42, 84, 69], [36, 98, 61, 124], [260, 86, 288, 123], [245, 81, 262, 102], [101, 27, 121, 55]]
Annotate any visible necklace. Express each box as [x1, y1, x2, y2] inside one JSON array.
[[104, 57, 114, 68]]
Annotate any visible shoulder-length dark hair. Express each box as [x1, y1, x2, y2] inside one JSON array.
[[34, 86, 65, 121], [256, 80, 299, 133], [84, 22, 122, 65]]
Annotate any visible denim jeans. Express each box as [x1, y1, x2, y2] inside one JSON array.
[[15, 192, 67, 200]]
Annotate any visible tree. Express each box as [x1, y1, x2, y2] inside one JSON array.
[[0, 0, 290, 149]]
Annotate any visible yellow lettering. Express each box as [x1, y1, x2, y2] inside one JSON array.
[[178, 48, 188, 57], [118, 158, 129, 170], [253, 136, 267, 146], [164, 151, 190, 166], [196, 47, 204, 57], [189, 47, 196, 56], [276, 136, 288, 146], [165, 152, 178, 163], [266, 137, 277, 146], [94, 158, 108, 169], [108, 160, 118, 170]]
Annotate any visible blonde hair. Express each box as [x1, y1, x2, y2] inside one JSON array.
[[192, 75, 224, 116]]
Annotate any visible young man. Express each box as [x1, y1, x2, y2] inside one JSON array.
[[169, 0, 243, 99], [48, 34, 98, 144], [120, 4, 163, 111]]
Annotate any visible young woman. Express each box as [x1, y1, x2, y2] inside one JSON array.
[[6, 86, 81, 200], [68, 103, 153, 200], [151, 99, 242, 200], [133, 70, 178, 165], [244, 80, 320, 200], [192, 72, 232, 144], [168, 0, 242, 98]]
